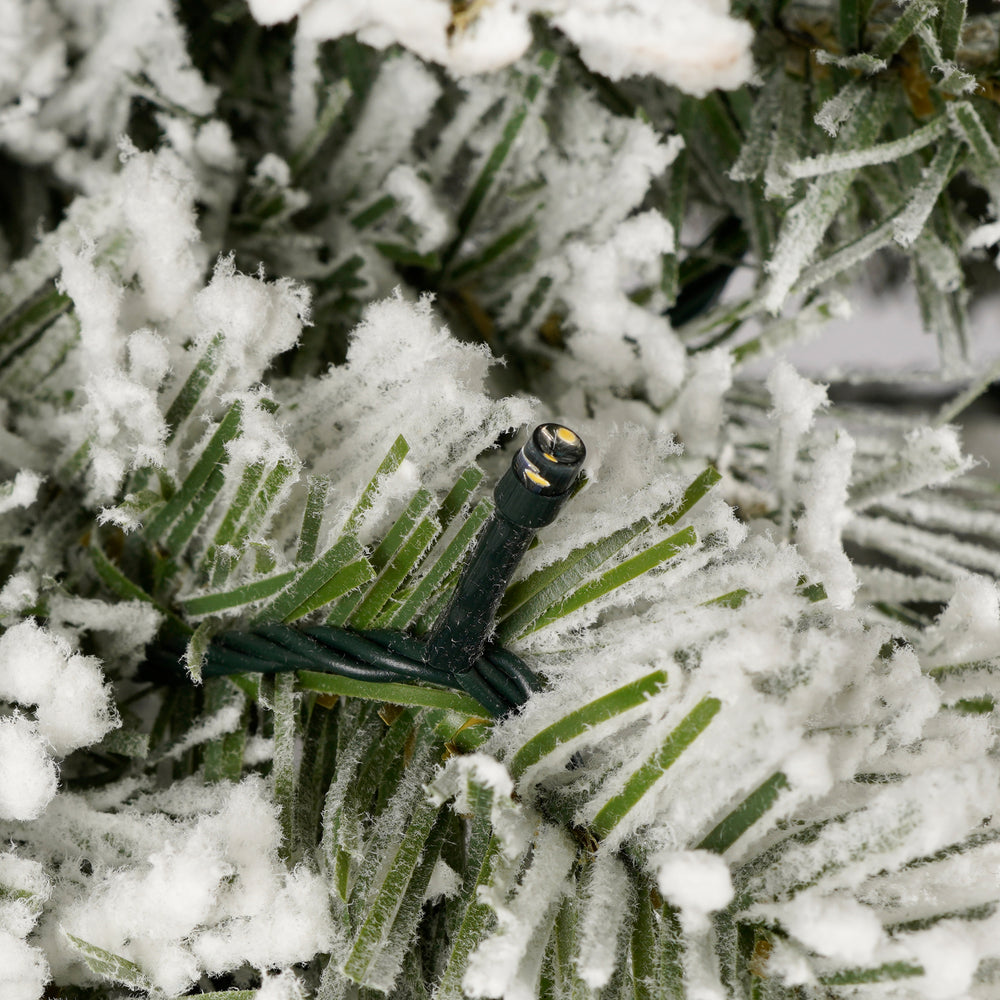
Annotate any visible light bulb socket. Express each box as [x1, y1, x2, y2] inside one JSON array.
[[424, 423, 587, 677]]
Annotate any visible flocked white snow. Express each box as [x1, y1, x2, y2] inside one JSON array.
[[247, 0, 754, 95], [2, 1, 1000, 998]]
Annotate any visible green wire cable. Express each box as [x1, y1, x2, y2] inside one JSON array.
[[421, 422, 585, 711], [146, 423, 587, 718]]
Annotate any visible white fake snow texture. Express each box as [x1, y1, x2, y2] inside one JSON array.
[[0, 928, 50, 1000], [0, 716, 58, 821], [1, 7, 999, 993], [247, 0, 753, 95], [780, 889, 883, 964], [0, 470, 42, 515], [193, 254, 310, 386], [0, 620, 118, 755], [41, 778, 334, 995], [655, 850, 734, 923]]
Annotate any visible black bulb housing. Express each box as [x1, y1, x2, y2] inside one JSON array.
[[495, 422, 586, 530], [424, 423, 586, 680]]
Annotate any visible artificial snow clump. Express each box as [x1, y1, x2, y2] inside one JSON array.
[[46, 596, 162, 667], [552, 0, 753, 95], [193, 254, 311, 389], [0, 470, 41, 515], [499, 90, 683, 389], [535, 93, 683, 254], [116, 139, 206, 321], [920, 573, 1000, 667], [258, 970, 308, 1000], [654, 850, 734, 924], [906, 925, 980, 1000], [56, 238, 170, 497], [0, 619, 118, 755], [767, 360, 830, 532], [55, 241, 124, 371], [37, 777, 335, 995], [0, 927, 50, 1000], [671, 348, 734, 457], [795, 428, 858, 607], [0, 848, 51, 998], [32, 145, 212, 498], [428, 751, 513, 805], [0, 716, 58, 821], [772, 889, 884, 964], [221, 392, 300, 476], [249, 0, 753, 95], [561, 211, 684, 408]]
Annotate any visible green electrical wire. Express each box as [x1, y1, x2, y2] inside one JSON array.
[[145, 423, 586, 718]]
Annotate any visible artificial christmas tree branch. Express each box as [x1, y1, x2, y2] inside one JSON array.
[[3, 2, 1000, 999]]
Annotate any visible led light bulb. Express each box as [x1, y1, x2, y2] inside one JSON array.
[[516, 423, 586, 495]]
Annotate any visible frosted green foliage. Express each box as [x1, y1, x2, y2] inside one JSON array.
[[916, 22, 978, 95], [463, 824, 576, 999], [850, 426, 971, 509], [0, 0, 218, 187], [0, 142, 293, 503], [6, 254, 1000, 998], [762, 72, 807, 200], [6, 3, 1000, 999], [814, 49, 888, 74], [730, 64, 783, 183], [722, 376, 991, 616], [814, 79, 868, 137], [502, 547, 861, 848], [893, 133, 965, 248], [763, 88, 892, 312], [470, 84, 689, 407], [783, 116, 949, 182], [65, 934, 151, 991], [492, 423, 698, 612], [282, 292, 533, 513]]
